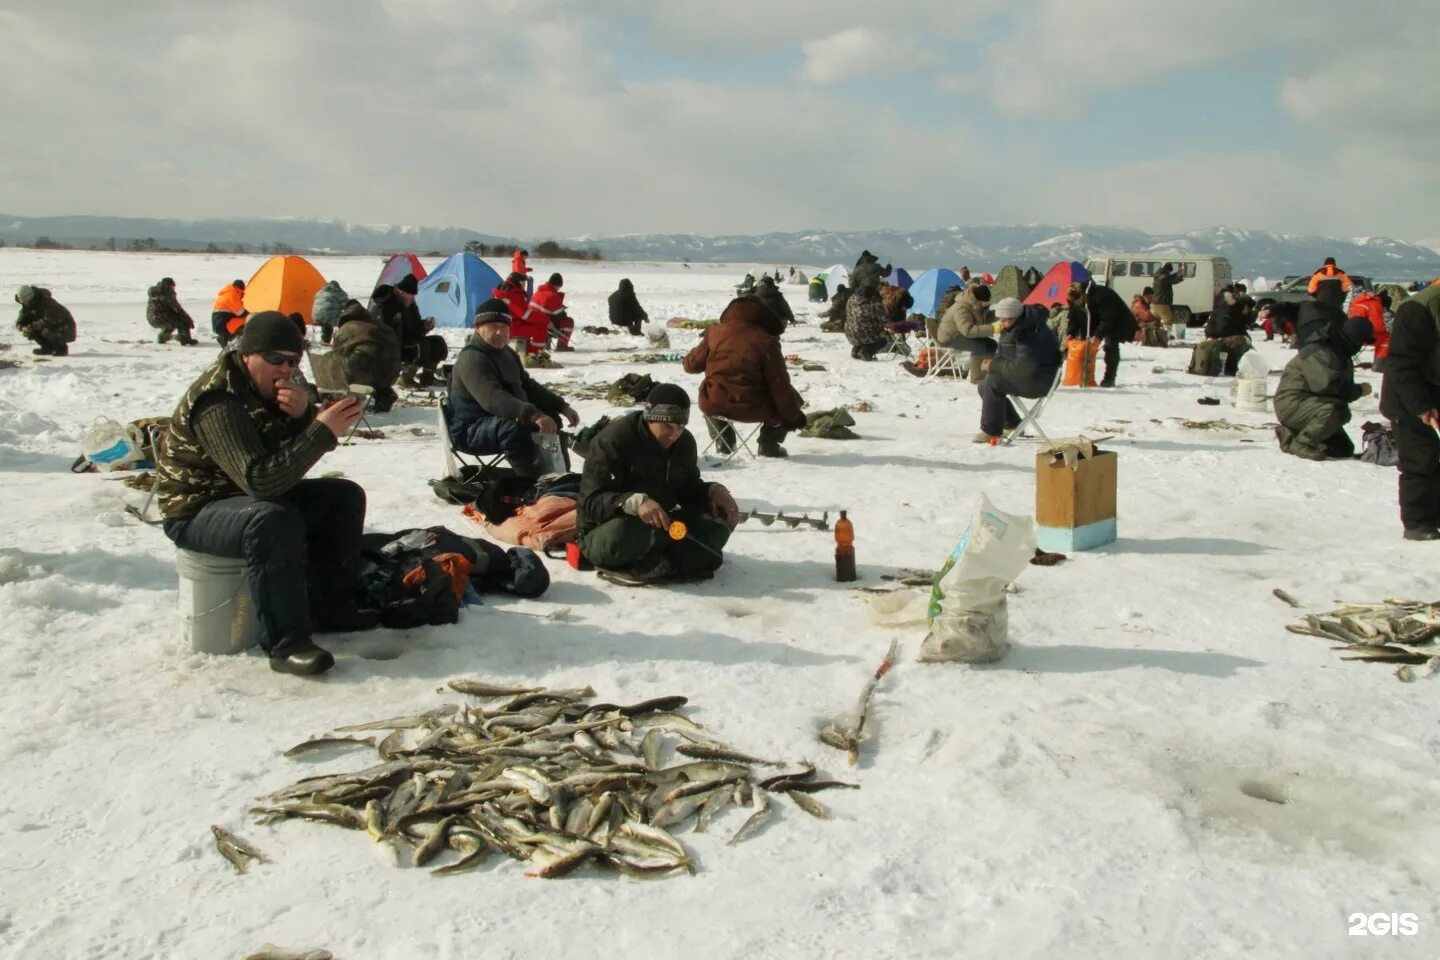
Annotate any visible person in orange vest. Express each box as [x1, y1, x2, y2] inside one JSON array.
[[511, 249, 533, 297], [523, 273, 573, 351], [1307, 257, 1354, 306], [1348, 289, 1391, 362], [211, 279, 248, 346], [493, 273, 538, 352]]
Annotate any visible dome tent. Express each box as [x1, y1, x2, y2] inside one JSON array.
[[244, 255, 327, 325], [416, 253, 504, 329]]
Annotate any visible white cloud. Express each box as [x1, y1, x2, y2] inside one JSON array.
[[800, 27, 932, 85]]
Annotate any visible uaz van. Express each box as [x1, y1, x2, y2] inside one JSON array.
[[1082, 254, 1233, 326]]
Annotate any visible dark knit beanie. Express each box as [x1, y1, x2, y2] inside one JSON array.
[[1342, 317, 1374, 348], [395, 274, 418, 295], [643, 383, 691, 425], [972, 283, 991, 302], [473, 297, 512, 326], [239, 311, 305, 355], [548, 273, 563, 286]]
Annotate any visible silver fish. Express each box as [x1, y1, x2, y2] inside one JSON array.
[[212, 825, 269, 874]]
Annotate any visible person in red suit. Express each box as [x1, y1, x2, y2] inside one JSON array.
[[523, 273, 573, 351], [495, 272, 541, 353]]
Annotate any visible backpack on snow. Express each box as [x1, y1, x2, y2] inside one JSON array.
[[1360, 421, 1399, 467]]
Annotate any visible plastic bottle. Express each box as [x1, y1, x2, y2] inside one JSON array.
[[834, 510, 856, 582]]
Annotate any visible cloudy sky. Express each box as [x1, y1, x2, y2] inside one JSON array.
[[3, 0, 1436, 240]]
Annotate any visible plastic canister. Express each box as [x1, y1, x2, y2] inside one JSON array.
[[175, 549, 263, 654]]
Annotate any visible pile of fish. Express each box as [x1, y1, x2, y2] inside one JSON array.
[[244, 681, 856, 879], [1286, 598, 1440, 682]]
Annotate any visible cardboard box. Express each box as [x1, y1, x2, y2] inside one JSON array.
[[1035, 449, 1117, 551]]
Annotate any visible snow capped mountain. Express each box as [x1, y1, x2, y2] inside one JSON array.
[[1, 214, 1437, 278]]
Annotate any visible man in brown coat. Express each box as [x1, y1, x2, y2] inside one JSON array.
[[683, 295, 805, 457]]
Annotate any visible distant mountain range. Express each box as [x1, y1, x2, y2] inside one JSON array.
[[3, 213, 1438, 279]]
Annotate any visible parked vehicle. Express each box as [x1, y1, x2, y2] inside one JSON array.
[[1082, 254, 1232, 326], [1254, 273, 1371, 309]]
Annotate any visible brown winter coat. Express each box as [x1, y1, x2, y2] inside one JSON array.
[[936, 288, 994, 347], [683, 297, 804, 428]]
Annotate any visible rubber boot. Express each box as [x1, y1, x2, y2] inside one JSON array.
[[268, 636, 335, 676]]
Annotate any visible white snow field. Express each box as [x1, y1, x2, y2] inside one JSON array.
[[0, 250, 1437, 960]]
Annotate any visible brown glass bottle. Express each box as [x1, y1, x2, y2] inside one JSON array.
[[834, 510, 856, 582]]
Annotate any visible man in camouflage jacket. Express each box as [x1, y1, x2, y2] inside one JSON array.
[[155, 312, 369, 675], [145, 277, 198, 345], [15, 285, 76, 356]]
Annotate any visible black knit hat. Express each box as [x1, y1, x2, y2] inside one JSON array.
[[160, 277, 175, 287], [395, 274, 418, 295], [971, 283, 991, 302], [473, 297, 512, 327], [643, 383, 690, 425], [1342, 316, 1374, 348], [239, 311, 305, 355], [548, 273, 563, 286]]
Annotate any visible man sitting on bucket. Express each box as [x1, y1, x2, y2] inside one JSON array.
[[154, 311, 374, 676], [577, 383, 740, 585]]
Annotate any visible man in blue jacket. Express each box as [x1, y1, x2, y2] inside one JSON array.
[[974, 297, 1062, 443]]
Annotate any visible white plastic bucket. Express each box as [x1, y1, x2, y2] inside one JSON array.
[[175, 549, 263, 654], [1231, 376, 1268, 412], [1170, 323, 1186, 342]]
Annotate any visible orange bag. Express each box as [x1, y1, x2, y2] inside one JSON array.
[[1062, 339, 1098, 387]]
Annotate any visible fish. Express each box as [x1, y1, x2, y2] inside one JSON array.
[[333, 705, 456, 732], [727, 790, 771, 846], [283, 736, 376, 758], [242, 946, 333, 960], [1272, 588, 1301, 608], [212, 825, 269, 874], [250, 803, 366, 830], [787, 790, 830, 820], [377, 729, 406, 760], [641, 729, 663, 771], [693, 786, 733, 833], [447, 679, 544, 698], [770, 779, 859, 794], [413, 816, 457, 867], [675, 743, 781, 766]]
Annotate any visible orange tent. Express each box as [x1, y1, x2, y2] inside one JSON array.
[[244, 255, 327, 325]]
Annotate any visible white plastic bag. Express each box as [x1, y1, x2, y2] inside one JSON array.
[[79, 417, 144, 472], [1236, 351, 1269, 379], [918, 494, 1035, 663]]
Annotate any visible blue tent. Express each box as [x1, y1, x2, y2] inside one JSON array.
[[890, 267, 914, 290], [416, 253, 504, 328], [907, 268, 964, 318]]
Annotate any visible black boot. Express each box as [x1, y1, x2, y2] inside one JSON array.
[[268, 636, 335, 675], [52, 343, 68, 356], [757, 439, 788, 457], [597, 553, 673, 586], [32, 345, 51, 356]]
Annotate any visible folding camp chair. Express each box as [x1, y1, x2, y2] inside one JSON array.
[[125, 423, 168, 526], [700, 416, 761, 465], [918, 341, 963, 379], [1002, 365, 1065, 446], [874, 331, 912, 359], [307, 345, 373, 443], [438, 402, 506, 481]]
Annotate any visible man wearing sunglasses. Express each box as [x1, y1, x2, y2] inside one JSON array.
[[154, 312, 372, 676]]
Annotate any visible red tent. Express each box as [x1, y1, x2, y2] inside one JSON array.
[[1023, 261, 1091, 308]]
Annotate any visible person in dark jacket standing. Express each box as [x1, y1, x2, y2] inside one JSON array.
[[372, 276, 447, 387], [1151, 263, 1184, 331], [850, 250, 891, 293], [577, 383, 739, 585], [331, 299, 401, 413], [682, 295, 805, 458], [146, 278, 198, 345], [1380, 286, 1440, 540], [311, 279, 348, 345], [1273, 318, 1373, 461], [1071, 282, 1135, 387], [154, 312, 371, 675], [608, 278, 648, 335], [975, 298, 1062, 442], [444, 298, 579, 477], [1307, 256, 1353, 304], [15, 285, 77, 356]]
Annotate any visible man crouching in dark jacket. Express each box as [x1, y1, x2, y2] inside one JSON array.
[[578, 384, 740, 585], [445, 298, 579, 477]]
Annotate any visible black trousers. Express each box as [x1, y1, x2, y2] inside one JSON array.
[[979, 360, 1057, 437], [163, 478, 366, 652], [1394, 414, 1440, 532], [1101, 336, 1121, 385]]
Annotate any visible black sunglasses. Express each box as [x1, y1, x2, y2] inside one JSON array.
[[260, 352, 302, 368]]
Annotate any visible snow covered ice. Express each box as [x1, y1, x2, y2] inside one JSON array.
[[2, 250, 1439, 959]]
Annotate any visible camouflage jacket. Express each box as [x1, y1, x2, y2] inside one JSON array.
[[146, 284, 193, 330], [16, 288, 76, 343], [155, 353, 323, 518]]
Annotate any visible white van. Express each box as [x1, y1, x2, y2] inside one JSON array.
[[1082, 254, 1233, 326]]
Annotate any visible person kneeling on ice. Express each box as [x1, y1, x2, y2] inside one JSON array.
[[1273, 317, 1374, 461], [577, 383, 740, 585], [974, 297, 1062, 443], [330, 299, 401, 413], [14, 284, 77, 356], [154, 311, 374, 676], [146, 277, 198, 345], [445, 298, 580, 477]]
